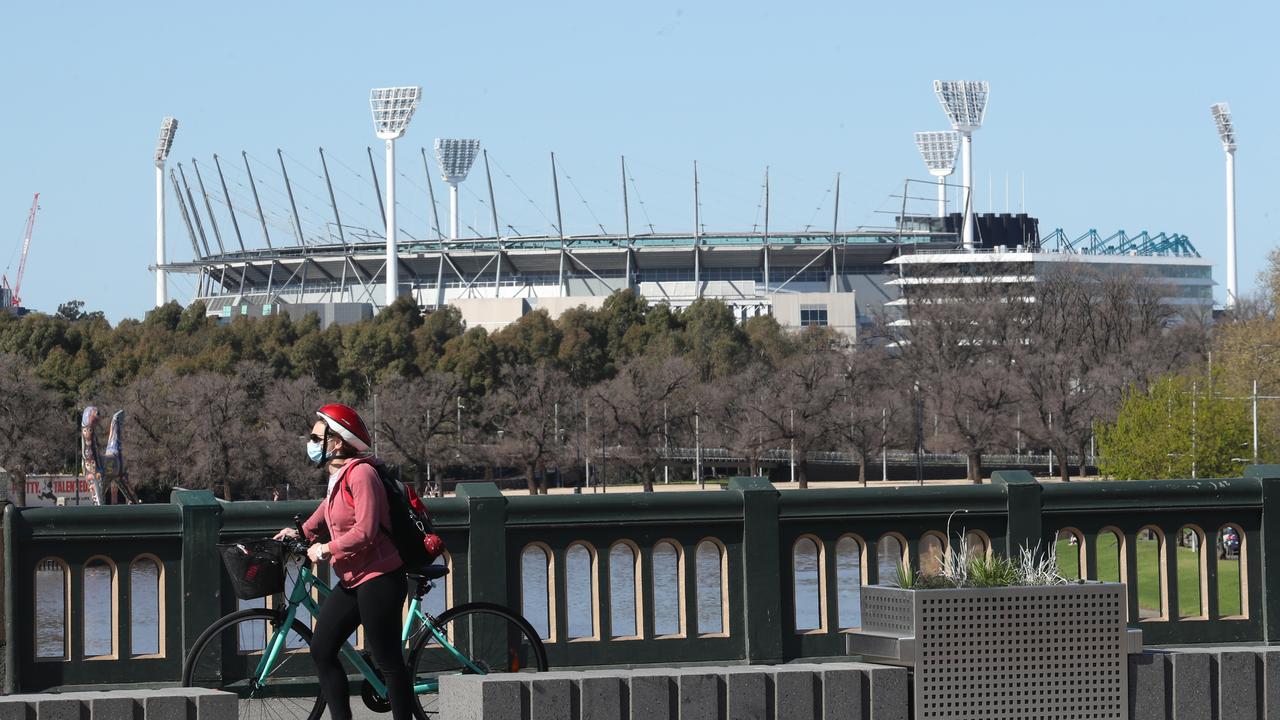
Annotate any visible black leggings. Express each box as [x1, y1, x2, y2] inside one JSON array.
[[310, 570, 414, 720]]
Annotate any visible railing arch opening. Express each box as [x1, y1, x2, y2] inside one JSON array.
[[792, 534, 825, 633], [608, 541, 643, 639], [1136, 525, 1167, 620], [1175, 525, 1207, 619], [875, 533, 908, 585], [128, 555, 164, 657], [651, 540, 685, 638], [1095, 527, 1125, 584], [35, 557, 70, 661], [82, 556, 118, 659], [520, 543, 557, 641], [963, 530, 990, 559], [1215, 523, 1247, 619], [695, 538, 728, 637], [919, 532, 946, 576], [835, 534, 866, 630], [565, 541, 599, 640], [1055, 528, 1084, 580]]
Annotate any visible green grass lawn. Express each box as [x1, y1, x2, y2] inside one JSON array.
[[1054, 534, 1241, 618]]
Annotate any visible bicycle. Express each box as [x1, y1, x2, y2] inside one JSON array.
[[182, 517, 548, 719]]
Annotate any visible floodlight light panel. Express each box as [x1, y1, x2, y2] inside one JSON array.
[[370, 86, 422, 139], [154, 117, 178, 166], [915, 131, 960, 174], [933, 81, 989, 131], [1211, 102, 1236, 149], [435, 138, 481, 182]]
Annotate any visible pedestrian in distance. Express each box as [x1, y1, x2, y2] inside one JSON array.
[[273, 403, 415, 720]]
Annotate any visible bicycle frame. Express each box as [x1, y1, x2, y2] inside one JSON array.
[[250, 562, 483, 697]]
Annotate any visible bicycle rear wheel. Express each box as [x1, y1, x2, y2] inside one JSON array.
[[408, 602, 548, 717], [182, 607, 325, 720]]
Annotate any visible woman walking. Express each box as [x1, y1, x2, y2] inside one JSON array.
[[274, 403, 414, 720]]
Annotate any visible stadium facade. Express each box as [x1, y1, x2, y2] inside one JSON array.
[[165, 207, 1213, 335]]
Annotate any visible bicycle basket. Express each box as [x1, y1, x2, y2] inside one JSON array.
[[217, 539, 288, 600]]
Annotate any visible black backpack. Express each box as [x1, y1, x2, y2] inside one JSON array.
[[340, 459, 439, 568]]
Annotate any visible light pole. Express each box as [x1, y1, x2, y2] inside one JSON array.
[[434, 139, 481, 241], [914, 131, 960, 217], [934, 81, 989, 250], [1210, 103, 1238, 308], [369, 86, 422, 308], [154, 117, 178, 307]]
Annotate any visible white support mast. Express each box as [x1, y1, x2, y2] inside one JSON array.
[[934, 81, 989, 250], [1211, 103, 1238, 308], [154, 117, 178, 307], [370, 86, 422, 308]]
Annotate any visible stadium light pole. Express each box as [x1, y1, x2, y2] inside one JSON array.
[[434, 139, 481, 241], [154, 117, 178, 307], [369, 86, 422, 308], [914, 131, 960, 217], [1211, 102, 1238, 308], [934, 81, 989, 250]]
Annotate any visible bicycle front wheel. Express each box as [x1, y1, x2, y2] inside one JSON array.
[[182, 607, 325, 720], [409, 602, 549, 717]]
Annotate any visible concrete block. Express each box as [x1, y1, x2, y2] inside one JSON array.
[[1219, 651, 1260, 720], [138, 694, 187, 720], [0, 699, 33, 720], [191, 691, 236, 720], [1264, 650, 1280, 720], [677, 673, 721, 720], [721, 668, 769, 720], [1171, 652, 1213, 720], [33, 698, 82, 720], [439, 675, 525, 720], [628, 671, 675, 720], [1128, 652, 1169, 720], [87, 695, 137, 720], [527, 673, 574, 720], [864, 665, 908, 720], [773, 667, 818, 720], [819, 667, 866, 720], [578, 674, 626, 720]]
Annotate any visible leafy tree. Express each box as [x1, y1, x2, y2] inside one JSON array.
[[1097, 371, 1251, 480], [0, 354, 71, 505]]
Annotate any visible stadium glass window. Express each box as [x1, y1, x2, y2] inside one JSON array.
[[799, 304, 828, 327]]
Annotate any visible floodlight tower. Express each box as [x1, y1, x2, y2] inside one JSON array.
[[1211, 102, 1238, 308], [933, 81, 989, 250], [914, 131, 960, 217], [154, 117, 178, 307], [369, 86, 422, 307], [434, 139, 481, 240]]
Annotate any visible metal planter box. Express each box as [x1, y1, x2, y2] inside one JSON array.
[[847, 582, 1130, 720]]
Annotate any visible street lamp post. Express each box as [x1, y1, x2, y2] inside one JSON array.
[[369, 86, 422, 308]]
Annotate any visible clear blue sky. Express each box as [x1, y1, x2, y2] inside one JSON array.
[[2, 1, 1275, 322]]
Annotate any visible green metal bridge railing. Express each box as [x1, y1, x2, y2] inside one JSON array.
[[5, 468, 1279, 692]]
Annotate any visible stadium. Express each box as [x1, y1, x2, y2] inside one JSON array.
[[154, 84, 1223, 332]]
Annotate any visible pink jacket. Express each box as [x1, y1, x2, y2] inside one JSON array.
[[302, 460, 403, 588]]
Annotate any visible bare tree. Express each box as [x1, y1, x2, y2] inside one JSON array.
[[593, 357, 697, 492], [373, 372, 464, 494], [483, 364, 578, 494], [258, 374, 329, 499], [831, 347, 900, 485], [0, 354, 69, 505]]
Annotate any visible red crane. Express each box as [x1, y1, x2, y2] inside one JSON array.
[[2, 193, 39, 308]]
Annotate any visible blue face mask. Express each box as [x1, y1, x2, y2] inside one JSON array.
[[307, 440, 326, 465]]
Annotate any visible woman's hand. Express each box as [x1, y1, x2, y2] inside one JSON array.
[[307, 543, 331, 563], [273, 527, 299, 541]]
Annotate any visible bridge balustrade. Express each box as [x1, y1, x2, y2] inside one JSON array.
[[5, 468, 1280, 692]]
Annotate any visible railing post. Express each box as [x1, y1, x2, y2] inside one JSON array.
[[992, 470, 1043, 557], [3, 504, 17, 694], [730, 476, 784, 664], [172, 490, 224, 662], [456, 483, 508, 607], [1246, 465, 1280, 641]]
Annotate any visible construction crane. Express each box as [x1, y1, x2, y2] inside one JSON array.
[[2, 193, 39, 308]]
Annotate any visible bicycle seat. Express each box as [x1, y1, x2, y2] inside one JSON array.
[[408, 564, 450, 580]]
